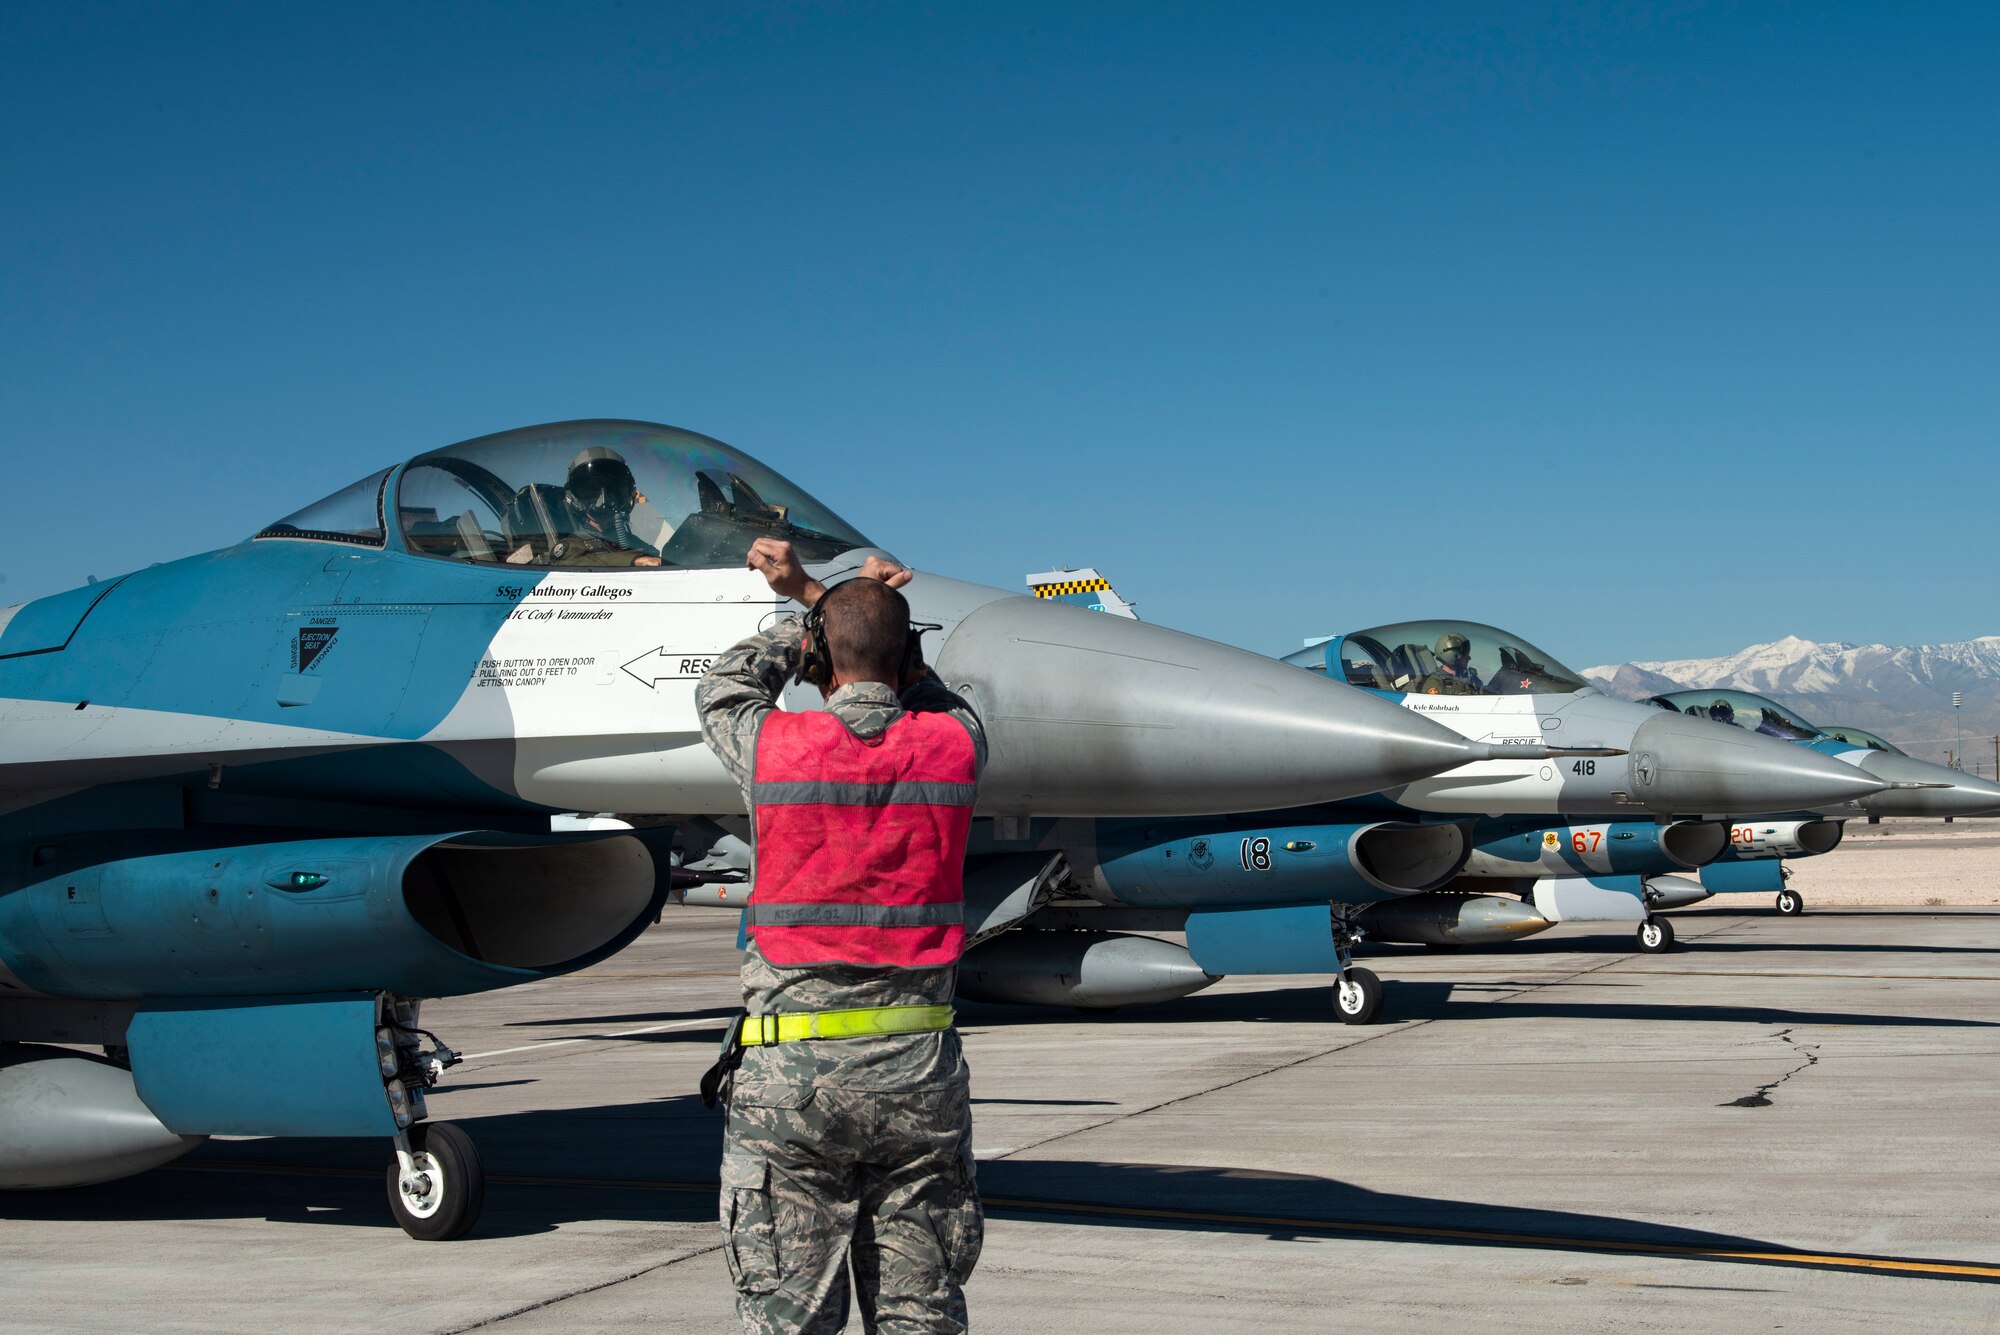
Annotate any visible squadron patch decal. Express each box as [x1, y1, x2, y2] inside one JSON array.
[[1189, 838, 1214, 871]]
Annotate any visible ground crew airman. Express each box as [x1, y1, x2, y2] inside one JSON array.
[[696, 535, 986, 1334]]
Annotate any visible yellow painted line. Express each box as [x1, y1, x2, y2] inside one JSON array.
[[168, 1163, 2000, 1282]]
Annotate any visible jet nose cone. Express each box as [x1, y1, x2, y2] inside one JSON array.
[[1628, 713, 1888, 815], [1854, 752, 2000, 817], [928, 595, 1496, 816]]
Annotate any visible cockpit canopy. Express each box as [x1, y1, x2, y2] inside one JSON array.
[[1646, 689, 1827, 742], [1815, 724, 1905, 755], [258, 420, 874, 570], [1322, 619, 1592, 697]]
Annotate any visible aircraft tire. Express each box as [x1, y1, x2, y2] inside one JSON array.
[[1637, 917, 1675, 953], [1775, 889, 1804, 916], [1334, 967, 1383, 1024], [387, 1121, 485, 1241]]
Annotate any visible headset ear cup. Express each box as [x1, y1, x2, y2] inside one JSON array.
[[795, 604, 832, 688]]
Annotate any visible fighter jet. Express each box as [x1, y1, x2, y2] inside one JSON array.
[[0, 419, 1544, 1235], [935, 595, 1889, 1023], [1643, 690, 2000, 914]]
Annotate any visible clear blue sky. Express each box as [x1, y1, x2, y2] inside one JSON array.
[[3, 2, 1993, 667]]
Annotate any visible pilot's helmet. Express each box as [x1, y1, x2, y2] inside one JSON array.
[[565, 447, 639, 522], [1435, 632, 1471, 666], [1706, 699, 1736, 724]]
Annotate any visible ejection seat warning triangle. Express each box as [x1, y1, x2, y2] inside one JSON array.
[[296, 626, 338, 671]]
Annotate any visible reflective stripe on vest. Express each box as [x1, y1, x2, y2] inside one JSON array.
[[752, 780, 981, 807], [749, 709, 977, 969], [746, 902, 966, 927]]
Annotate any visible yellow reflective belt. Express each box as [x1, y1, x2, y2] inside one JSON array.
[[737, 1004, 955, 1046]]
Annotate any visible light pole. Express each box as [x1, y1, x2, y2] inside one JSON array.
[[1953, 691, 1963, 770]]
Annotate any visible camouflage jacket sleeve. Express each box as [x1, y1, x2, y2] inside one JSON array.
[[696, 617, 807, 789], [902, 674, 989, 774]]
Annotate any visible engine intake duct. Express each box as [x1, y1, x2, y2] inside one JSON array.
[[0, 830, 671, 1001], [1076, 817, 1469, 909], [1716, 819, 1844, 860], [1461, 818, 1728, 880]]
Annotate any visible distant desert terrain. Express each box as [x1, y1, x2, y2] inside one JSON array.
[[1778, 816, 2000, 906]]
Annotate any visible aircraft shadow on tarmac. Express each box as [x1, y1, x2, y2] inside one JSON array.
[[962, 985, 2000, 1028], [0, 1099, 1829, 1269], [1382, 935, 2000, 958]]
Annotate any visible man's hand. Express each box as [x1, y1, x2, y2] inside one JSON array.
[[748, 539, 912, 607], [747, 537, 827, 607], [857, 555, 913, 589]]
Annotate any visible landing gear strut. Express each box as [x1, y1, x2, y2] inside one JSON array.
[[1330, 908, 1384, 1024], [1775, 888, 1804, 916], [1636, 916, 1675, 953], [377, 999, 483, 1240]]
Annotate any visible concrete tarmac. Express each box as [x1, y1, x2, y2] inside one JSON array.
[[5, 906, 2000, 1333]]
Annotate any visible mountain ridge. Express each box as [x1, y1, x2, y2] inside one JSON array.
[[1584, 634, 2000, 770]]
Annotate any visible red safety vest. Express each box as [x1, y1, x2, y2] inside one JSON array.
[[747, 709, 977, 968]]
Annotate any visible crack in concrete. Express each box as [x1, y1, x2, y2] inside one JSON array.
[[1719, 1027, 1821, 1108], [438, 1243, 727, 1333]]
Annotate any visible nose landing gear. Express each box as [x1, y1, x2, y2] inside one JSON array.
[[388, 1121, 485, 1241], [1330, 908, 1384, 1024], [1637, 916, 1675, 953], [1775, 888, 1804, 916]]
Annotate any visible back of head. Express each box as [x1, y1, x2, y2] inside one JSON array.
[[821, 580, 911, 684]]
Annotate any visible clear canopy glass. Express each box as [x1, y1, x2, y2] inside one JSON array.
[[1647, 689, 1827, 742], [256, 467, 392, 546], [258, 421, 875, 569], [1332, 619, 1591, 697], [1817, 724, 1906, 755]]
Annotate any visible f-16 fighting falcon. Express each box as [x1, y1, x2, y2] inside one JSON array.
[[938, 596, 1894, 1024], [1644, 690, 2000, 915], [0, 420, 1558, 1237]]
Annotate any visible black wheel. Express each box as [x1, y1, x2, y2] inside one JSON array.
[[1636, 917, 1675, 953], [387, 1121, 485, 1241], [1334, 967, 1384, 1024], [1775, 889, 1804, 916]]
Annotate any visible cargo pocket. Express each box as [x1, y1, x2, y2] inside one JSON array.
[[721, 1167, 782, 1295], [926, 1159, 984, 1286], [720, 1081, 817, 1296]]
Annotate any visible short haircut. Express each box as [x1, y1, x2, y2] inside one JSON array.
[[822, 580, 910, 683]]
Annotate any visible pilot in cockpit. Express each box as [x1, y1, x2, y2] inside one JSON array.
[[1433, 632, 1485, 692], [505, 448, 667, 568]]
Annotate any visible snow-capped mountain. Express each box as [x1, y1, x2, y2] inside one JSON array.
[[1585, 635, 2000, 763]]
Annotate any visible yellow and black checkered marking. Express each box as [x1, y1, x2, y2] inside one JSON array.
[[1033, 577, 1110, 598]]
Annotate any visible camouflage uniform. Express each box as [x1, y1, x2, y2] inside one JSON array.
[[697, 616, 988, 1334]]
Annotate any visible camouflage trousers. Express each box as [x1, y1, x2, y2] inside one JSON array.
[[721, 1069, 982, 1333]]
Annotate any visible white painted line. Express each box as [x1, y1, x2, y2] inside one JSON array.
[[466, 1016, 727, 1061]]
